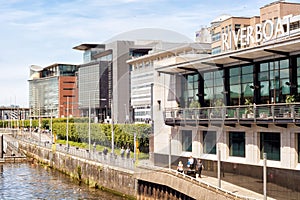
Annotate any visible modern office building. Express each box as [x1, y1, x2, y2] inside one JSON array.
[[152, 0, 300, 190], [28, 64, 79, 119], [128, 42, 211, 123], [73, 40, 153, 123]]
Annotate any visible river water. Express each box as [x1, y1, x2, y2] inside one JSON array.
[[0, 162, 126, 200]]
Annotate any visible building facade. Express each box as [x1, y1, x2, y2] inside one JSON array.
[[74, 41, 153, 123], [151, 1, 300, 190], [128, 42, 211, 123], [28, 63, 79, 119]]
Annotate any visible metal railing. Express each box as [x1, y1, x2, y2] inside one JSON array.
[[13, 132, 135, 170], [164, 103, 300, 123]]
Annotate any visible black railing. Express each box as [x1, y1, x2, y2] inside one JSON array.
[[164, 103, 300, 124]]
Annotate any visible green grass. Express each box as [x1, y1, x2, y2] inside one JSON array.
[[55, 139, 149, 159]]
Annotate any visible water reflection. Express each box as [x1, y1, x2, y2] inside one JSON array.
[[0, 162, 126, 200]]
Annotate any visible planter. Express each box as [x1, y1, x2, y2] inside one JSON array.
[[260, 113, 267, 118], [247, 113, 254, 118]]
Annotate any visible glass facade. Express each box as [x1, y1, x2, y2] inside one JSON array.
[[260, 132, 280, 161], [229, 132, 245, 157], [29, 78, 59, 117], [182, 74, 199, 107], [78, 64, 100, 110], [203, 131, 216, 154], [229, 65, 253, 105], [204, 70, 224, 107], [182, 130, 192, 152], [259, 59, 290, 104]]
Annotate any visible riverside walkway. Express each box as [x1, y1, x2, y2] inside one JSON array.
[[1, 130, 289, 199]]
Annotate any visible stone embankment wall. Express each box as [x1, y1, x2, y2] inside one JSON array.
[[18, 141, 246, 200], [18, 141, 136, 199]]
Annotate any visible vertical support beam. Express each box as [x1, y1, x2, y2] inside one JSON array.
[[263, 153, 267, 200], [0, 134, 3, 158], [218, 148, 221, 188], [134, 132, 137, 163], [169, 133, 171, 169]]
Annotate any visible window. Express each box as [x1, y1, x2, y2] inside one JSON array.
[[182, 74, 199, 108], [229, 65, 254, 106], [212, 46, 221, 55], [259, 59, 290, 104], [182, 130, 192, 152], [204, 70, 224, 107], [229, 132, 245, 157], [203, 131, 216, 154], [260, 132, 280, 161]]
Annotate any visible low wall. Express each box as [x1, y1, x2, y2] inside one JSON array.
[[18, 141, 136, 199]]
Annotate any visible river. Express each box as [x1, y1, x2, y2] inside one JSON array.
[[0, 162, 126, 200]]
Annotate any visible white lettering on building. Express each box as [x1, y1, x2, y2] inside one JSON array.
[[222, 16, 292, 51]]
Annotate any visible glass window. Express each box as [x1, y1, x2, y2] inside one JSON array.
[[182, 130, 192, 152], [260, 63, 269, 72], [229, 132, 245, 157], [260, 132, 280, 161], [280, 59, 289, 69], [203, 131, 216, 154], [204, 70, 224, 106]]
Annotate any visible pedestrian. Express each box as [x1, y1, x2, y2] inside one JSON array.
[[93, 142, 96, 152], [120, 146, 125, 158], [196, 159, 204, 178], [187, 155, 195, 170], [103, 147, 108, 155], [177, 161, 184, 173], [125, 147, 130, 159]]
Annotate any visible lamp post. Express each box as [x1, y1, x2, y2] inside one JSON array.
[[88, 93, 91, 153], [111, 100, 114, 154], [50, 106, 53, 143], [66, 97, 69, 150]]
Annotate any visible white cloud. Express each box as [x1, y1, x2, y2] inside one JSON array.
[[0, 0, 276, 106]]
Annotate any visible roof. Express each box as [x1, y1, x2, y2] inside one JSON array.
[[73, 44, 105, 51], [157, 32, 300, 75], [211, 14, 232, 23]]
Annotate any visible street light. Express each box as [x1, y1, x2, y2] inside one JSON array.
[[66, 96, 69, 150], [111, 100, 114, 154], [88, 92, 91, 153]]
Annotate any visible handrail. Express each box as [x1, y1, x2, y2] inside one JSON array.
[[164, 103, 300, 123], [138, 163, 257, 200]]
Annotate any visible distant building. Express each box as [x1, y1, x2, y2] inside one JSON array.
[[73, 41, 153, 123], [195, 27, 211, 43], [127, 41, 211, 123], [28, 63, 79, 119]]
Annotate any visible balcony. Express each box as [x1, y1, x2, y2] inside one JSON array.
[[164, 103, 300, 127]]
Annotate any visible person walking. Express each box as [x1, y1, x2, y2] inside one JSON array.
[[120, 146, 125, 159], [196, 159, 204, 178], [125, 147, 130, 159]]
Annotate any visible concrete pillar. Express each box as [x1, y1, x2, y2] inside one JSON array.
[[0, 134, 3, 158]]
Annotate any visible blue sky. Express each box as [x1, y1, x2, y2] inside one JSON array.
[[1, 0, 299, 107]]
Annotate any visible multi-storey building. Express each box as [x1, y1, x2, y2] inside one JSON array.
[[128, 42, 211, 123], [210, 1, 300, 55], [28, 63, 79, 119], [73, 41, 153, 123], [152, 0, 300, 193]]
